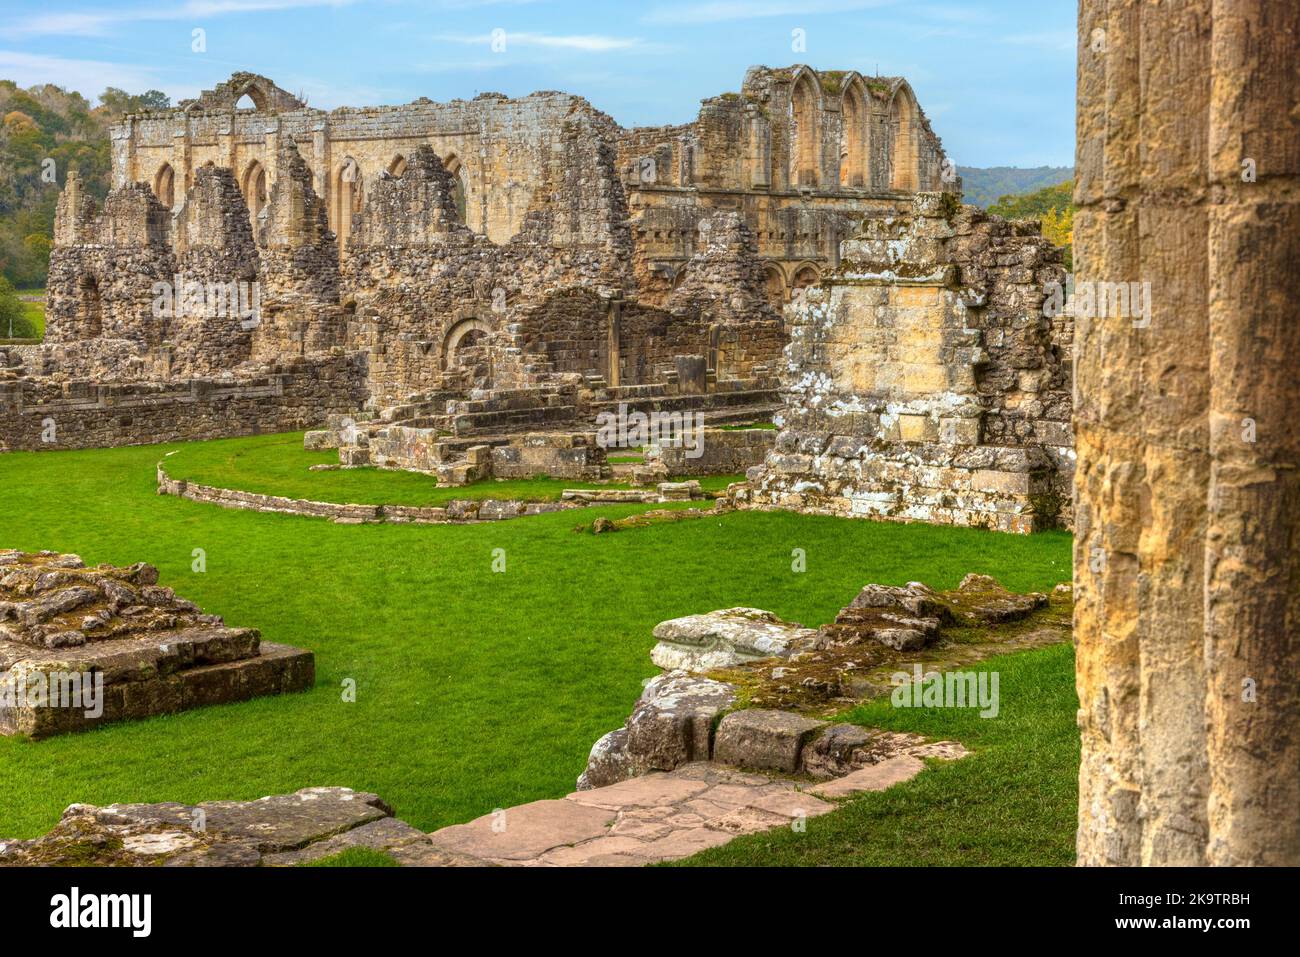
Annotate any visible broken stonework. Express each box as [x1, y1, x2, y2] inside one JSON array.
[[816, 574, 1048, 652], [0, 787, 478, 867], [576, 671, 736, 790], [736, 192, 1071, 533], [0, 550, 313, 738], [650, 607, 817, 672]]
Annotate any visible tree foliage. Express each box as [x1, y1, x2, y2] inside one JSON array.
[[0, 80, 169, 289], [989, 179, 1075, 270]]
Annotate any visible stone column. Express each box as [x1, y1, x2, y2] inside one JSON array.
[[1074, 0, 1300, 866]]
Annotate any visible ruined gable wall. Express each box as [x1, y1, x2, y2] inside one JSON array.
[[44, 177, 177, 379]]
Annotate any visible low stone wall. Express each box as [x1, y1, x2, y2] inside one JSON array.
[[733, 435, 1059, 534], [0, 354, 366, 452], [649, 427, 775, 476], [156, 463, 583, 524]]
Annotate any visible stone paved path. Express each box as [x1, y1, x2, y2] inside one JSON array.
[[422, 754, 943, 866]]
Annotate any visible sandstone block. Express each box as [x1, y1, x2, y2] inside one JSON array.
[[712, 709, 827, 773]]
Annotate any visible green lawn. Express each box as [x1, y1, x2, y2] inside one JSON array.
[[0, 434, 1075, 865], [164, 432, 741, 506]]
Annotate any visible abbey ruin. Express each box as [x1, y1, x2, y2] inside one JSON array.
[[0, 66, 1072, 530]]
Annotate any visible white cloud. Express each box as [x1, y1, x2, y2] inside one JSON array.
[[642, 0, 895, 25], [0, 50, 174, 98], [1, 1, 358, 38], [434, 32, 645, 52]]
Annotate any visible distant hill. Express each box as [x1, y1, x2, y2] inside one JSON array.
[[958, 166, 1074, 208]]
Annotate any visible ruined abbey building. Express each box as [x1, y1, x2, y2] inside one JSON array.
[[3, 68, 1071, 529]]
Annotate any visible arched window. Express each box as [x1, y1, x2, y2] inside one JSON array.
[[790, 73, 820, 188], [241, 160, 268, 220], [331, 158, 363, 250], [154, 163, 175, 209], [443, 155, 467, 224], [791, 264, 820, 304], [890, 85, 918, 191], [762, 264, 785, 307], [387, 155, 407, 177], [840, 81, 869, 188]]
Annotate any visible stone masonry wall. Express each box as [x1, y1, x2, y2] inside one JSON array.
[[0, 354, 365, 452]]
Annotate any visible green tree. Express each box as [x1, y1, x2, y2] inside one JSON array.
[[990, 179, 1075, 270], [0, 276, 34, 338]]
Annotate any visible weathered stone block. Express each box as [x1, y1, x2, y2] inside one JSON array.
[[712, 709, 827, 773]]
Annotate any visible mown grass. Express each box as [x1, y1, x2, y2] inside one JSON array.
[[300, 847, 399, 867], [671, 642, 1079, 866], [163, 432, 740, 506], [0, 434, 1075, 864]]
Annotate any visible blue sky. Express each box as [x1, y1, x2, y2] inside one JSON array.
[[0, 0, 1077, 167]]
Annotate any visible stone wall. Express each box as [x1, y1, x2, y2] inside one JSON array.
[[736, 192, 1070, 533], [0, 354, 365, 452]]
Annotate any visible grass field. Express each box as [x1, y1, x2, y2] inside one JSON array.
[[0, 433, 1076, 864], [164, 432, 741, 505]]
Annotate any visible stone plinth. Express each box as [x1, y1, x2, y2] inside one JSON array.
[[0, 550, 313, 738]]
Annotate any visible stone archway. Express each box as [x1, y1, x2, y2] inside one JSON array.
[[840, 79, 869, 188], [154, 163, 175, 209], [442, 317, 493, 369]]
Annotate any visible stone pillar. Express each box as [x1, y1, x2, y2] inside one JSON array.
[[1074, 0, 1300, 866]]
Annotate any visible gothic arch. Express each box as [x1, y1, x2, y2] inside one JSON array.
[[232, 82, 269, 112], [387, 155, 407, 177], [789, 69, 822, 188], [154, 163, 175, 209], [840, 76, 869, 188], [889, 83, 919, 191]]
